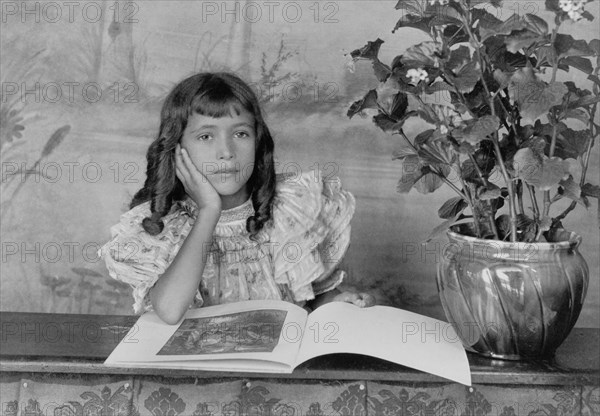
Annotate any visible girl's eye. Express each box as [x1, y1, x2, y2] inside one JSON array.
[[197, 134, 211, 141], [235, 131, 251, 139]]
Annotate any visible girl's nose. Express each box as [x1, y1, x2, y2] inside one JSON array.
[[217, 137, 234, 160]]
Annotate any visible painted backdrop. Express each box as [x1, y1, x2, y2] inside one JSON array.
[[1, 0, 599, 327]]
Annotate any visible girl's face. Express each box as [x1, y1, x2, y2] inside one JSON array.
[[180, 108, 256, 209]]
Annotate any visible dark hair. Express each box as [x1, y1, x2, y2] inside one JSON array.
[[130, 72, 276, 239]]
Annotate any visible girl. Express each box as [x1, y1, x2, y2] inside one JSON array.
[[99, 72, 374, 324]]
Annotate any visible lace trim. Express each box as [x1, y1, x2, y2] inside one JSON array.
[[179, 197, 254, 224], [219, 198, 254, 223]]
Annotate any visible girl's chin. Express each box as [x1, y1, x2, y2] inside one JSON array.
[[213, 184, 251, 202]]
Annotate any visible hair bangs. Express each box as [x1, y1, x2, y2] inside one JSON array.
[[189, 82, 250, 118]]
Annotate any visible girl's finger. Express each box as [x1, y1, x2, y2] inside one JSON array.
[[358, 293, 376, 307], [347, 292, 360, 303], [180, 147, 200, 173], [175, 146, 191, 177], [175, 165, 184, 182], [176, 160, 190, 186]]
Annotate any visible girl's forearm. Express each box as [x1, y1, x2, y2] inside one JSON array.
[[149, 208, 220, 324]]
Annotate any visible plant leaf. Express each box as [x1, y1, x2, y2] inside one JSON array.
[[513, 148, 570, 190], [449, 61, 480, 93], [479, 188, 503, 200], [443, 25, 469, 46], [554, 128, 591, 159], [350, 38, 385, 60], [426, 216, 459, 242], [427, 2, 463, 26], [520, 136, 547, 156], [523, 13, 549, 35], [415, 167, 448, 194], [472, 0, 504, 6], [417, 134, 456, 166], [438, 196, 467, 219], [554, 34, 594, 58], [397, 155, 426, 193], [561, 108, 589, 125], [392, 146, 418, 160], [425, 81, 453, 94], [479, 13, 526, 41], [508, 68, 568, 122], [582, 183, 600, 199], [493, 69, 511, 89], [559, 177, 588, 206], [393, 14, 434, 34], [452, 115, 499, 144], [545, 0, 561, 12], [446, 46, 471, 71], [561, 56, 593, 74], [395, 0, 426, 15], [536, 45, 558, 67], [390, 92, 409, 120], [589, 39, 600, 56], [568, 94, 600, 109], [373, 113, 406, 132], [505, 31, 544, 54], [588, 74, 600, 87], [347, 89, 378, 119], [403, 41, 440, 68]]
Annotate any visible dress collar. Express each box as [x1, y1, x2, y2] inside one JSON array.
[[179, 196, 254, 224]]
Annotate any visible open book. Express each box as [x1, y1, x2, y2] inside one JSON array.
[[105, 300, 471, 385]]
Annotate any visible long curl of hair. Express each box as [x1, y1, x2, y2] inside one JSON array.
[[130, 72, 276, 240]]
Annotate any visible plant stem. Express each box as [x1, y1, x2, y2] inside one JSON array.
[[550, 24, 561, 83], [543, 123, 559, 217], [467, 153, 487, 185], [553, 103, 598, 225], [466, 153, 499, 239], [527, 184, 540, 221], [456, 173, 482, 237], [435, 168, 468, 199], [516, 180, 525, 215], [492, 137, 519, 241], [458, 0, 520, 240]]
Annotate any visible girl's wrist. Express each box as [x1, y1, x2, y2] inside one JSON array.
[[198, 205, 222, 219], [188, 207, 221, 236]]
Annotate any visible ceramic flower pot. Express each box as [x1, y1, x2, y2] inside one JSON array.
[[436, 228, 589, 360]]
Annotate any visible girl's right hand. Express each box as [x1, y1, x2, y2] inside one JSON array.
[[333, 291, 376, 308], [175, 143, 221, 213]]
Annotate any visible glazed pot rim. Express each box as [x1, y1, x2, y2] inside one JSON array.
[[446, 228, 583, 250]]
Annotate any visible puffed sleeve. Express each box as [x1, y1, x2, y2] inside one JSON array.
[[97, 201, 197, 314], [270, 170, 356, 302]]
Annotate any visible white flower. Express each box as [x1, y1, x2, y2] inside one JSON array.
[[406, 68, 429, 86], [558, 0, 587, 21]]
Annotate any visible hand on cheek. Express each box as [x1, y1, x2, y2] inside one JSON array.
[[175, 144, 221, 212]]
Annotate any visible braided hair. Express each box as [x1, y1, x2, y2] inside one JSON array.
[[130, 72, 276, 240]]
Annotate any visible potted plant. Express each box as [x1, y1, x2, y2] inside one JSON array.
[[347, 0, 599, 359]]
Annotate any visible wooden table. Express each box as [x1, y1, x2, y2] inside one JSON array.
[[1, 312, 598, 415]]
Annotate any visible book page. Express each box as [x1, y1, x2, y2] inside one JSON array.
[[105, 300, 308, 371], [295, 302, 471, 386]]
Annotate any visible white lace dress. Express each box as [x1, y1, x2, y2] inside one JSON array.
[[98, 171, 356, 314]]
